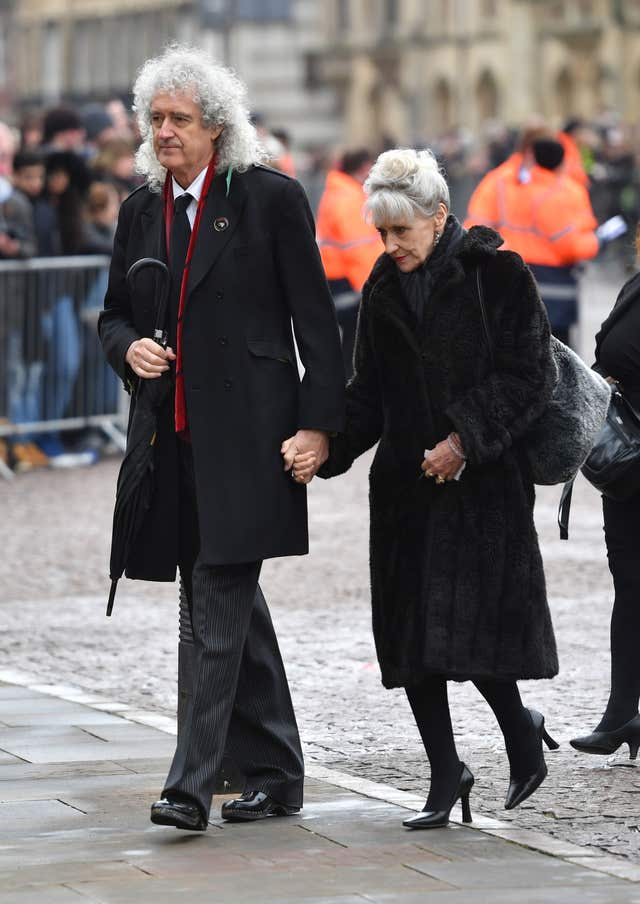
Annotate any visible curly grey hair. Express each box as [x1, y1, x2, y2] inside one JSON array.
[[364, 148, 450, 225], [133, 44, 264, 191]]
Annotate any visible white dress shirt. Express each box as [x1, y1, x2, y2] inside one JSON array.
[[172, 166, 208, 229]]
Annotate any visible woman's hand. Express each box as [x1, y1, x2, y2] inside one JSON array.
[[291, 450, 318, 484], [421, 437, 464, 483]]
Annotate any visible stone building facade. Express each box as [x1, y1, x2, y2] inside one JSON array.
[[318, 0, 640, 146], [4, 0, 340, 149]]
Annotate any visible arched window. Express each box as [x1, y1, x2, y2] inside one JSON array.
[[555, 67, 575, 121], [476, 70, 499, 123], [433, 78, 454, 134]]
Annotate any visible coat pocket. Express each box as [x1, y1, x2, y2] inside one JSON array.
[[247, 337, 294, 366]]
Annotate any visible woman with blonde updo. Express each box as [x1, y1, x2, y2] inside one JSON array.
[[294, 148, 560, 829]]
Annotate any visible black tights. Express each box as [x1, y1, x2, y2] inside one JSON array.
[[406, 676, 540, 810], [598, 495, 640, 731]]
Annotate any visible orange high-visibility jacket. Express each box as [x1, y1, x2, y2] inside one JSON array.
[[316, 169, 381, 292], [464, 153, 524, 230], [466, 161, 598, 267]]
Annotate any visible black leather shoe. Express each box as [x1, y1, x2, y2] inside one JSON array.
[[570, 714, 640, 759], [221, 790, 300, 822], [504, 708, 559, 811], [150, 798, 208, 831], [403, 763, 474, 829]]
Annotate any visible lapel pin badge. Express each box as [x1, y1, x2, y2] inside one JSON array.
[[213, 217, 229, 232]]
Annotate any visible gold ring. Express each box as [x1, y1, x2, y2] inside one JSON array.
[[435, 475, 445, 484], [425, 469, 434, 477]]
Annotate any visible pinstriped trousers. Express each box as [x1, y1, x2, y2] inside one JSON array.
[[163, 443, 304, 820]]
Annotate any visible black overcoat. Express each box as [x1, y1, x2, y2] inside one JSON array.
[[321, 226, 559, 688], [99, 165, 345, 578]]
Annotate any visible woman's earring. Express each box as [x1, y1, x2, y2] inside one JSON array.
[[433, 231, 441, 247]]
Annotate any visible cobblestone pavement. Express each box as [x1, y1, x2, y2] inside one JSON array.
[[1, 263, 639, 865]]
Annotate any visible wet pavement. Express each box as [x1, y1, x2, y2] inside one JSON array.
[[0, 680, 638, 903]]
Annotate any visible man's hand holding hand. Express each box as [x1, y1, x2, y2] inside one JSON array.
[[126, 338, 176, 379], [281, 429, 329, 484]]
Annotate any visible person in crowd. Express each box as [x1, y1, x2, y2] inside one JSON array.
[[464, 122, 552, 230], [0, 125, 36, 257], [82, 104, 117, 159], [12, 150, 45, 204], [470, 137, 599, 347], [0, 123, 45, 472], [570, 240, 640, 761], [19, 109, 44, 151], [271, 128, 296, 177], [31, 150, 93, 459], [40, 106, 86, 154], [105, 98, 135, 140], [92, 138, 139, 199], [294, 148, 560, 829], [84, 181, 119, 254], [316, 149, 380, 378], [99, 44, 344, 832], [35, 150, 93, 256], [560, 118, 596, 189]]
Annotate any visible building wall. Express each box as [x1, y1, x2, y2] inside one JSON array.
[[319, 0, 640, 147], [7, 0, 340, 150]]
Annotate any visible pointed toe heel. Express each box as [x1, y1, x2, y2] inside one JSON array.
[[504, 708, 556, 811], [403, 763, 474, 830], [570, 714, 640, 759]]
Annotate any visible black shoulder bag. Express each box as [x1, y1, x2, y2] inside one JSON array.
[[475, 267, 611, 490]]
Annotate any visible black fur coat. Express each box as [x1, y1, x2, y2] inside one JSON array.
[[321, 226, 559, 688]]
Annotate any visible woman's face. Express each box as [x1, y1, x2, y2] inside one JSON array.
[[47, 169, 70, 196], [376, 204, 447, 272]]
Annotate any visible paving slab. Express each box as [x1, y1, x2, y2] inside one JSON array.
[[0, 683, 637, 902]]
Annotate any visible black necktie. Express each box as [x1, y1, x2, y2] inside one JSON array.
[[168, 192, 192, 350]]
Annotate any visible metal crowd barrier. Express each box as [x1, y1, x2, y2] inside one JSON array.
[[0, 255, 128, 480]]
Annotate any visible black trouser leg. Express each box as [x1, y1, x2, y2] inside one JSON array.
[[473, 679, 539, 780], [163, 560, 304, 819], [176, 438, 199, 739], [598, 494, 640, 731], [222, 584, 304, 801], [405, 677, 462, 810]]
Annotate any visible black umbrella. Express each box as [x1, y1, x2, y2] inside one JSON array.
[[106, 258, 171, 616]]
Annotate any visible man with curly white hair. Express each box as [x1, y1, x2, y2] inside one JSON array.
[[99, 45, 345, 832]]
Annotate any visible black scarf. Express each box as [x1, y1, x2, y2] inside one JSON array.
[[398, 214, 466, 327]]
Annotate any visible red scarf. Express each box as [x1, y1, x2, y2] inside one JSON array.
[[162, 155, 217, 436]]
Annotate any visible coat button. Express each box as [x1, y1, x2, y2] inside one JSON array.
[[215, 290, 224, 300], [224, 379, 233, 390], [218, 336, 228, 347]]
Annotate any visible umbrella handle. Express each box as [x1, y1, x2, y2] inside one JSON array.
[[126, 258, 171, 348]]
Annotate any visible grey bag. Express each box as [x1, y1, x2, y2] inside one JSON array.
[[476, 268, 611, 485]]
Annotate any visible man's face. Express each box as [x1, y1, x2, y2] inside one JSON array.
[[14, 164, 45, 198], [0, 128, 15, 178], [150, 91, 222, 187]]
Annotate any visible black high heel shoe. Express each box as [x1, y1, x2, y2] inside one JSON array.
[[403, 763, 474, 829], [504, 708, 559, 811], [570, 714, 640, 759]]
